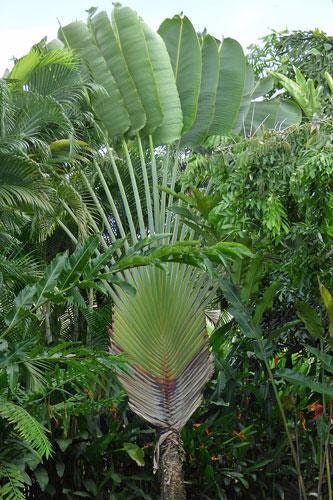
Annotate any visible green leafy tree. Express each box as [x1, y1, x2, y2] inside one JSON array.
[[248, 29, 333, 115]]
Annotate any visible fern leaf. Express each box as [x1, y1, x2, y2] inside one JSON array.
[[0, 400, 52, 458]]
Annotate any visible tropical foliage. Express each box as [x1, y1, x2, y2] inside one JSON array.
[[0, 4, 332, 499]]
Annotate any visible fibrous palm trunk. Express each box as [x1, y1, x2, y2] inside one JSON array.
[[160, 430, 186, 500]]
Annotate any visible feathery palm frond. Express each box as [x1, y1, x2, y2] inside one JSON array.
[[0, 462, 26, 500], [0, 246, 42, 290], [0, 400, 52, 458], [0, 155, 51, 210]]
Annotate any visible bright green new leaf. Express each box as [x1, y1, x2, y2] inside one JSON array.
[[34, 467, 49, 492], [232, 63, 255, 134], [273, 70, 321, 118], [122, 443, 145, 466], [319, 282, 333, 337], [295, 301, 324, 339], [324, 71, 333, 93], [219, 278, 261, 340]]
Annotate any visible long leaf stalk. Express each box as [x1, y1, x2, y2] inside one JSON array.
[[122, 138, 146, 239], [257, 341, 307, 500], [318, 410, 333, 499], [294, 413, 302, 500], [318, 337, 326, 499], [80, 169, 118, 244], [61, 200, 109, 252], [137, 133, 154, 235], [326, 438, 332, 500], [149, 135, 160, 232], [56, 219, 78, 244], [60, 200, 130, 289], [317, 339, 332, 500], [160, 145, 170, 234], [92, 123, 137, 243], [92, 159, 129, 247], [165, 143, 180, 234], [44, 302, 52, 345], [105, 144, 138, 243]]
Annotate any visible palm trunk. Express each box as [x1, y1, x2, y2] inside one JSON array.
[[160, 430, 186, 500]]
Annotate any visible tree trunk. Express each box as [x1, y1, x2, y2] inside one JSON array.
[[160, 430, 186, 500]]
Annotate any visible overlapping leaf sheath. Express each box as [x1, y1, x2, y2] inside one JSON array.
[[110, 265, 214, 430]]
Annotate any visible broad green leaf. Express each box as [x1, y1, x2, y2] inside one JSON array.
[[319, 282, 333, 337], [34, 467, 49, 492], [219, 278, 261, 339], [307, 346, 333, 374], [142, 22, 183, 144], [6, 285, 37, 326], [295, 301, 324, 339], [56, 438, 72, 452], [58, 235, 100, 290], [254, 281, 280, 325], [232, 63, 255, 134], [84, 239, 125, 280], [182, 34, 219, 146], [168, 205, 201, 224], [158, 15, 201, 133], [209, 320, 235, 351], [89, 11, 146, 133], [56, 462, 65, 478], [122, 443, 145, 466], [83, 479, 97, 496], [112, 5, 163, 135], [58, 21, 130, 137], [34, 252, 69, 307], [277, 368, 333, 397], [209, 38, 246, 135], [251, 76, 274, 99], [244, 99, 302, 135], [324, 71, 333, 93], [240, 257, 264, 304], [106, 276, 136, 297]]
